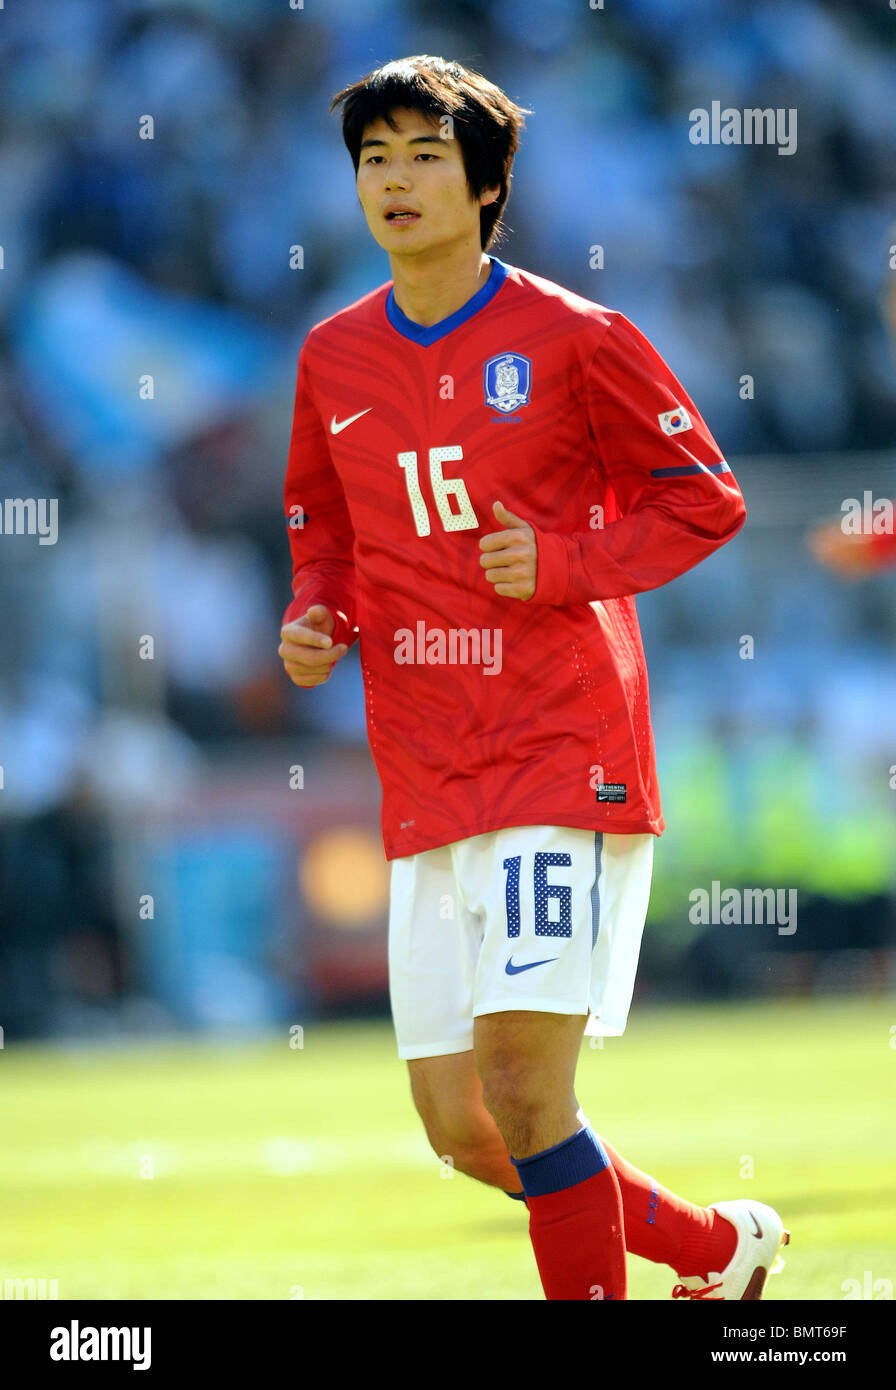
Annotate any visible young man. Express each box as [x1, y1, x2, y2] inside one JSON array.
[[279, 55, 789, 1301]]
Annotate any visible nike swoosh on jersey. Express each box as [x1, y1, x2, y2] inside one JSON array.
[[505, 956, 558, 975], [749, 1212, 764, 1239], [330, 408, 372, 434]]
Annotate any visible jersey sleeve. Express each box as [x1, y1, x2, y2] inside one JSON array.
[[529, 313, 747, 605], [282, 337, 359, 650]]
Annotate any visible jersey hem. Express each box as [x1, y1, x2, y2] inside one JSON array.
[[383, 811, 665, 861]]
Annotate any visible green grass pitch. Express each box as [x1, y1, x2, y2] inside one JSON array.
[[3, 996, 894, 1300]]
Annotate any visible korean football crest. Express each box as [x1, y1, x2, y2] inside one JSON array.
[[484, 352, 532, 414]]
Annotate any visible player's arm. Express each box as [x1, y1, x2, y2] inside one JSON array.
[[527, 314, 746, 605], [280, 337, 359, 685]]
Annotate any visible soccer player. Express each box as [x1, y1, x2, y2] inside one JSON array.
[[279, 55, 789, 1301], [808, 512, 896, 574], [808, 233, 896, 575]]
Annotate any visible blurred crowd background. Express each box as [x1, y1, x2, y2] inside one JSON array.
[[1, 0, 895, 1042]]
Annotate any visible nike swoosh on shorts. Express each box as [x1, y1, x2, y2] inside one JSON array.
[[505, 957, 558, 975]]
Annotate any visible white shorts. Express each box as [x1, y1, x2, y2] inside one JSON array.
[[388, 824, 654, 1060]]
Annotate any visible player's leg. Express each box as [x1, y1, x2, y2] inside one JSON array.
[[576, 830, 740, 1282], [455, 823, 637, 1299], [406, 1043, 737, 1277], [473, 1008, 585, 1156], [388, 840, 521, 1194], [584, 1132, 737, 1279], [406, 1050, 522, 1192], [474, 1005, 627, 1301], [389, 826, 748, 1296], [454, 822, 740, 1300], [414, 822, 760, 1293]]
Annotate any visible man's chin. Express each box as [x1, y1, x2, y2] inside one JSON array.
[[378, 227, 430, 252], [380, 232, 458, 261]]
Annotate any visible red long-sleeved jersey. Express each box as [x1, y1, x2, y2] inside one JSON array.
[[283, 257, 746, 860]]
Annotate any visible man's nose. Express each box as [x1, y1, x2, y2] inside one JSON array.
[[385, 164, 411, 190]]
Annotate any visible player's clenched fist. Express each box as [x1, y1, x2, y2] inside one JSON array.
[[279, 604, 349, 687], [479, 499, 537, 600]]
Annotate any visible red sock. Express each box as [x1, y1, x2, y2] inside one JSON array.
[[599, 1137, 737, 1278], [512, 1128, 627, 1301]]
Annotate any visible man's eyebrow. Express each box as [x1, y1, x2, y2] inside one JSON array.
[[359, 134, 446, 149]]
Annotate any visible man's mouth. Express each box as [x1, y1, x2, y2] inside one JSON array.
[[385, 209, 421, 223]]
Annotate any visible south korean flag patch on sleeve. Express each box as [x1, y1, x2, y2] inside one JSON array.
[[658, 406, 693, 435]]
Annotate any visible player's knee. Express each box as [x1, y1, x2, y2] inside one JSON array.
[[413, 1095, 493, 1157], [478, 1065, 545, 1127]]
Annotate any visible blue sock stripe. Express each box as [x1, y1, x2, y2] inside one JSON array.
[[510, 1126, 610, 1198]]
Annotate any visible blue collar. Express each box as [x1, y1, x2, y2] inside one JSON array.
[[385, 256, 509, 345]]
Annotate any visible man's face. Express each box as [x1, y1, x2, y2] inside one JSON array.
[[356, 106, 498, 257]]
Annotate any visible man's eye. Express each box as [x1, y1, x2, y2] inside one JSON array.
[[363, 152, 438, 164]]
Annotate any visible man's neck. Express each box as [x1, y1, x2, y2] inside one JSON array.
[[389, 243, 492, 328]]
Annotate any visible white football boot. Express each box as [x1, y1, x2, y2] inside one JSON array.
[[671, 1199, 790, 1300]]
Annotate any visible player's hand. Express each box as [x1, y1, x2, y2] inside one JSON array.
[[479, 500, 537, 600], [279, 604, 349, 687]]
